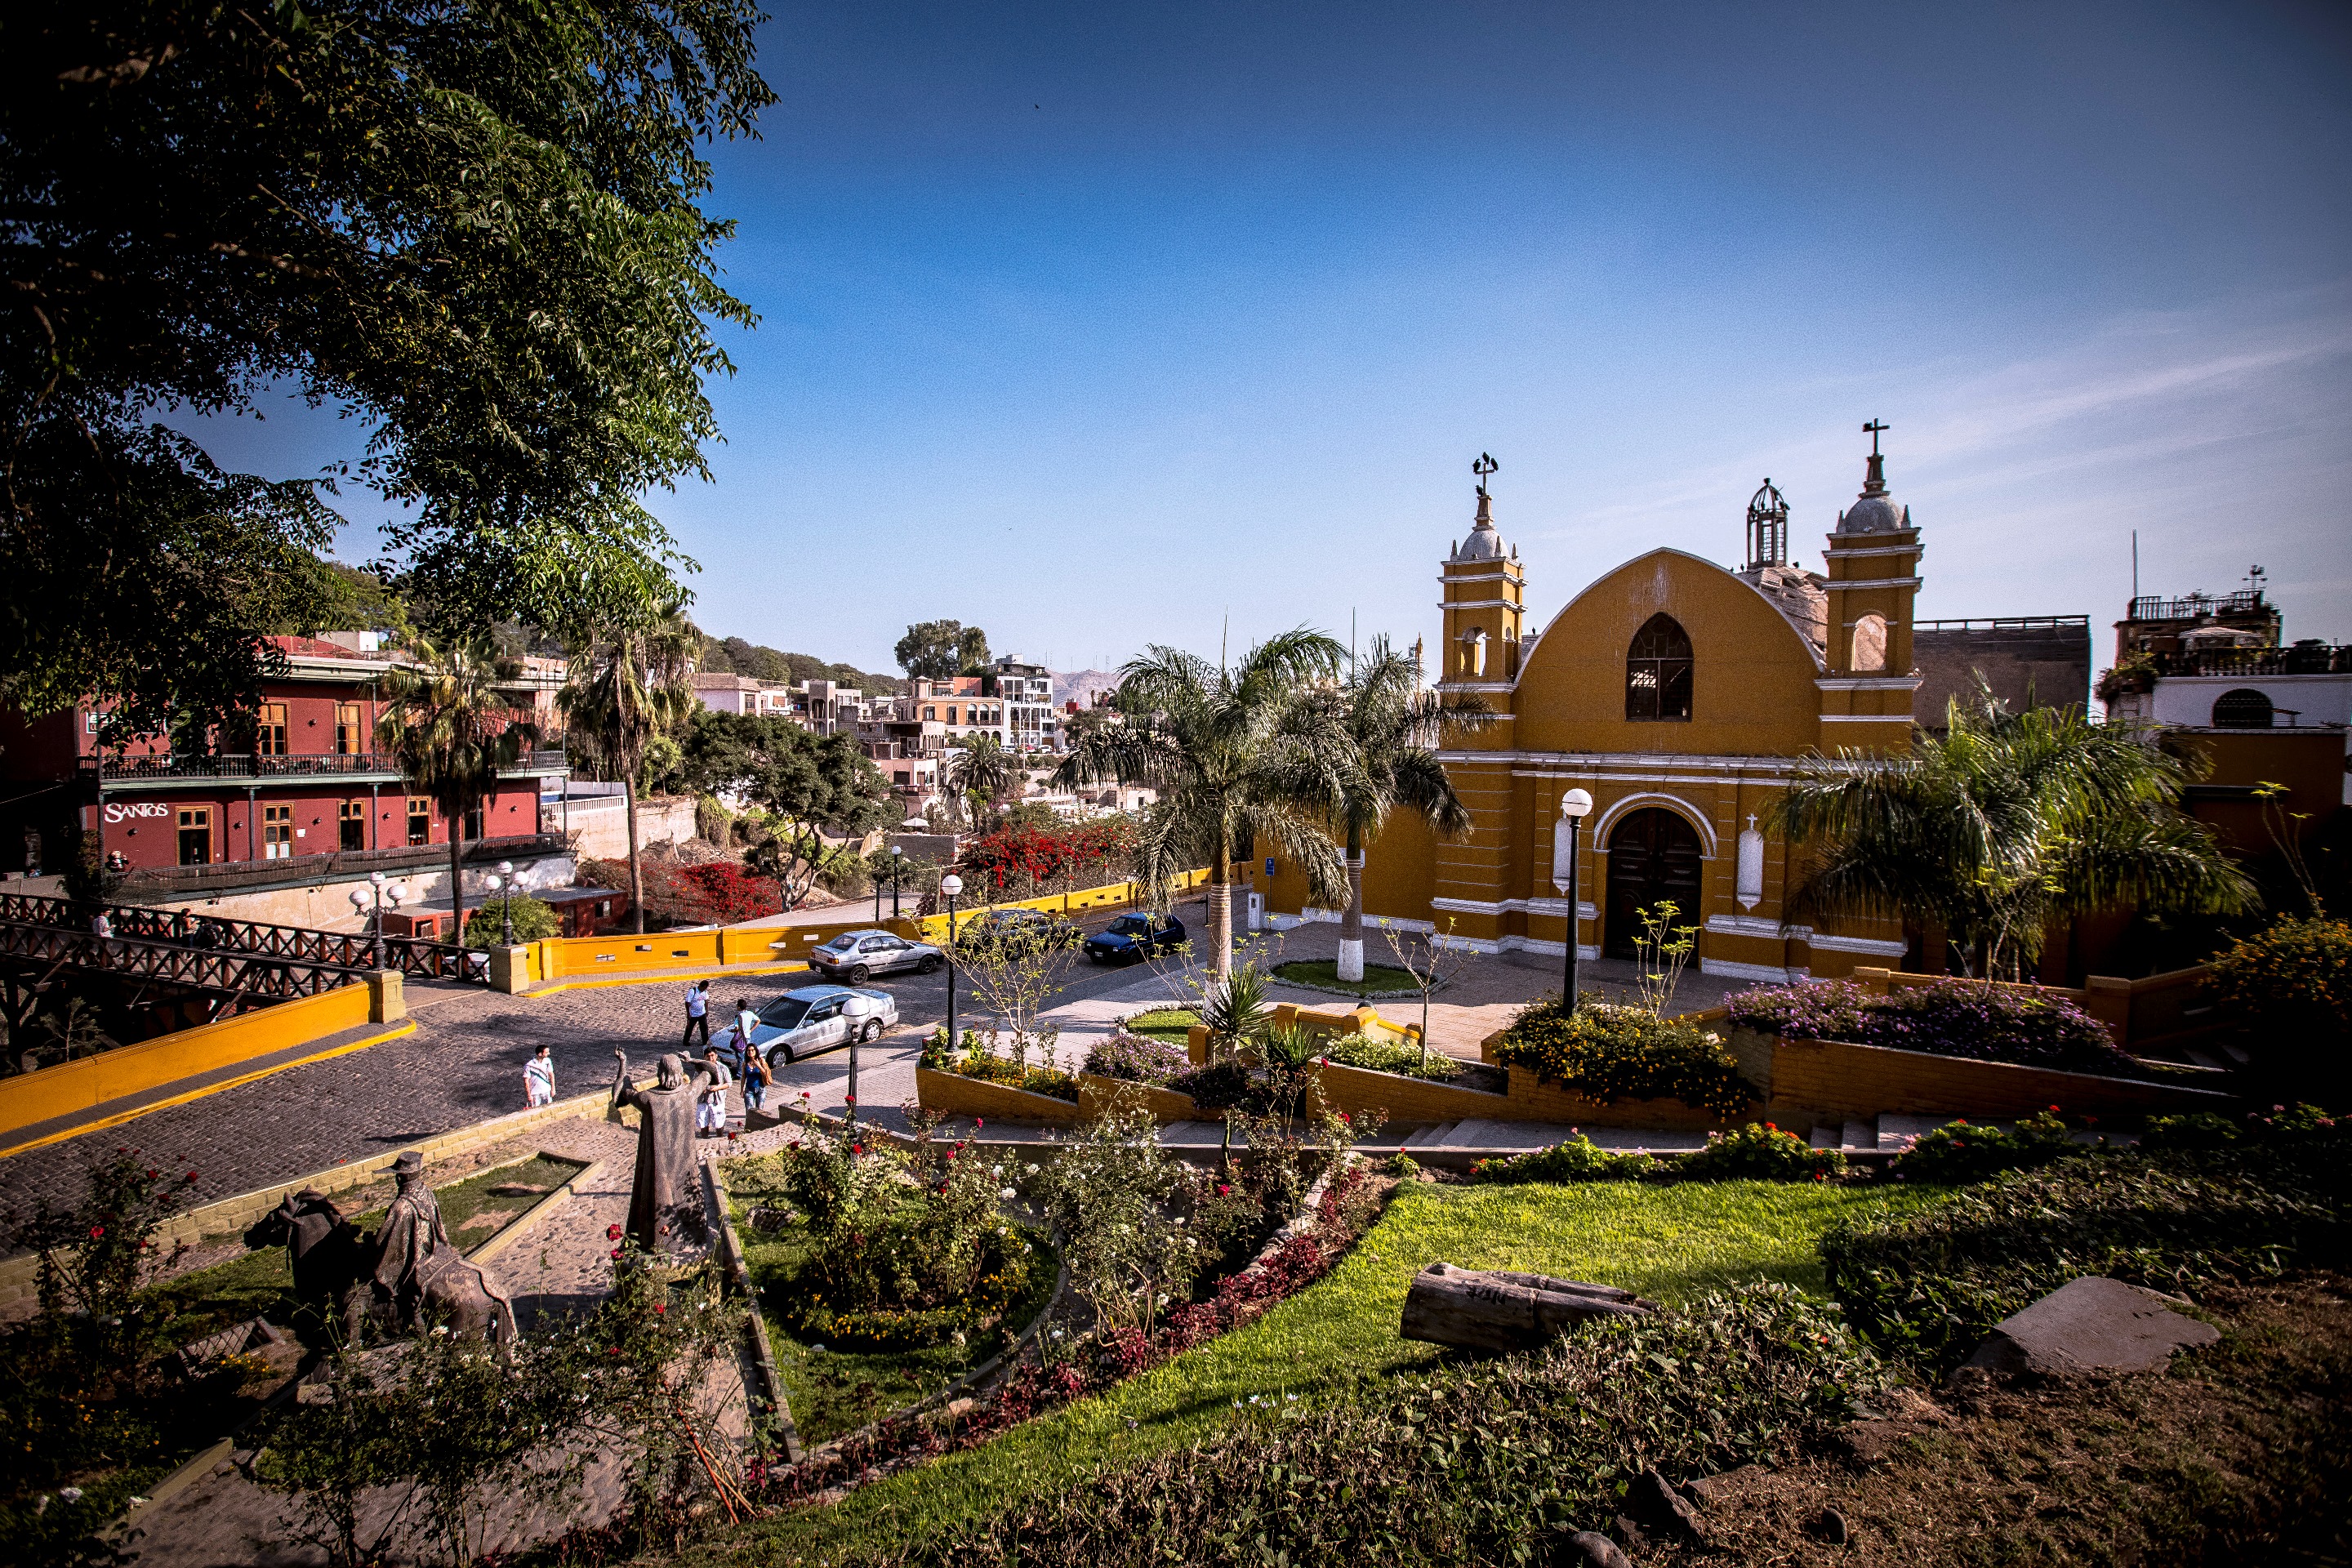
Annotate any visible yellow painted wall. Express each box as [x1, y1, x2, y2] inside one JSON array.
[[0, 983, 375, 1142]]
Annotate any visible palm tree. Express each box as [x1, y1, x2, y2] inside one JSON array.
[[947, 733, 1019, 826], [1323, 635, 1499, 982], [376, 635, 538, 944], [1054, 629, 1355, 979], [1771, 691, 2258, 978], [558, 608, 697, 933]]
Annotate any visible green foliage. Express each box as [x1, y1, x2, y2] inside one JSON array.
[[1468, 1134, 1651, 1184], [2208, 915, 2352, 1064], [461, 893, 560, 948], [1886, 1108, 2085, 1183], [702, 635, 898, 694], [895, 620, 992, 679], [1821, 1142, 2351, 1371], [2140, 1102, 2342, 1152], [1271, 959, 1421, 995], [1385, 1152, 1423, 1178], [1197, 961, 1275, 1062], [1492, 998, 1754, 1117], [1316, 1031, 1461, 1081], [4, 0, 773, 732], [858, 1285, 1885, 1567], [1680, 1122, 1845, 1182], [1771, 689, 2256, 978], [679, 710, 892, 910]]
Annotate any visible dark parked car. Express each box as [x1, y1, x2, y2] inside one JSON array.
[[952, 907, 1083, 957], [1083, 911, 1188, 965]]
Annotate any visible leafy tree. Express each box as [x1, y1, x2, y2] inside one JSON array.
[[948, 733, 1021, 823], [1771, 693, 2258, 978], [2, 1, 770, 740], [559, 609, 698, 933], [1321, 635, 1496, 982], [896, 619, 991, 679], [376, 636, 537, 941], [1054, 630, 1355, 978], [682, 713, 891, 910]]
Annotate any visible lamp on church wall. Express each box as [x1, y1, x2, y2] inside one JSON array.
[[1552, 789, 1593, 1011]]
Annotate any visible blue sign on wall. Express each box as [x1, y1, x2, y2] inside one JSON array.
[[1265, 857, 1276, 876]]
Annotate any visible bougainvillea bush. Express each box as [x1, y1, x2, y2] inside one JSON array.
[[956, 817, 1137, 900], [577, 854, 782, 928], [1725, 978, 2137, 1075], [1081, 1032, 1190, 1085], [1490, 1000, 1753, 1117]]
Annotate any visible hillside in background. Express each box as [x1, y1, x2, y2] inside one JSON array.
[[1054, 669, 1120, 708], [698, 635, 903, 695]]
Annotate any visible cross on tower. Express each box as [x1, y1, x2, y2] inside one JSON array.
[[1472, 452, 1498, 496], [1864, 419, 1890, 456]]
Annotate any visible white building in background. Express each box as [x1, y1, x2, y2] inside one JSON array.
[[987, 656, 1060, 752]]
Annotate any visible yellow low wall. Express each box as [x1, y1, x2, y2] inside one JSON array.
[[0, 984, 376, 1144], [1077, 1071, 1204, 1123], [914, 1064, 1084, 1126], [903, 868, 1209, 944]]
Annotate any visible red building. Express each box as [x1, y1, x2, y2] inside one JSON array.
[[1, 637, 570, 915]]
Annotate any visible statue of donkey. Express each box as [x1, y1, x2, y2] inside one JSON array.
[[246, 1189, 519, 1347]]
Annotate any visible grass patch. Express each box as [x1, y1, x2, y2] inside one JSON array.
[[1120, 1007, 1199, 1044], [741, 1218, 1059, 1447], [1272, 960, 1421, 996], [716, 1177, 1947, 1563]]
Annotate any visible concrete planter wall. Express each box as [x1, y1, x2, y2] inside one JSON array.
[[1731, 1025, 2237, 1123], [1076, 1072, 1202, 1122], [914, 1064, 1082, 1127]]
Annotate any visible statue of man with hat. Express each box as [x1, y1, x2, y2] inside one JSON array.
[[372, 1149, 449, 1328], [610, 1049, 717, 1250]]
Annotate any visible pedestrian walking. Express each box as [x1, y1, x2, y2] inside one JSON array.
[[740, 1045, 770, 1124], [681, 978, 711, 1053], [733, 997, 759, 1058], [90, 911, 113, 939], [524, 1044, 556, 1107], [695, 1045, 733, 1136]]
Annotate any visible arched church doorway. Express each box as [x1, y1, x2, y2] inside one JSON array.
[[1603, 808, 1704, 959]]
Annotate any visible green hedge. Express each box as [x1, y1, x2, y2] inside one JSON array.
[[1490, 1000, 1753, 1117], [1821, 1142, 2350, 1372]]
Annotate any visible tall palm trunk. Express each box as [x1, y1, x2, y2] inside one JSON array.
[[448, 818, 465, 943], [1209, 838, 1235, 981], [1337, 819, 1365, 982], [624, 784, 645, 934]]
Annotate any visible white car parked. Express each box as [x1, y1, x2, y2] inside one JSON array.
[[719, 983, 899, 1067]]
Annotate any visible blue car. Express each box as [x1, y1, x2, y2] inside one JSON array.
[[1082, 912, 1188, 965], [716, 984, 900, 1067]]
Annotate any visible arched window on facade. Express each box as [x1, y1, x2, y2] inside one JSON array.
[[1851, 613, 1888, 673], [2211, 688, 2274, 728], [1625, 613, 1693, 721], [1461, 627, 1488, 679]]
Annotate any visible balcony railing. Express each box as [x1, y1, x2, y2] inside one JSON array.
[[2149, 644, 2352, 679], [86, 749, 568, 783], [2128, 591, 2270, 623]]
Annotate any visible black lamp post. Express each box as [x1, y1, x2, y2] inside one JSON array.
[[497, 858, 514, 946], [889, 844, 904, 920], [940, 871, 964, 1055], [1552, 789, 1593, 1013]]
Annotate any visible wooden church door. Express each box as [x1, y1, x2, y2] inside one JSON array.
[[1603, 808, 1704, 959]]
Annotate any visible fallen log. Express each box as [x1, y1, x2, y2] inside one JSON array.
[[1399, 1262, 1655, 1352]]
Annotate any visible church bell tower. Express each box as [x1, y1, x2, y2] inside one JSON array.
[[1439, 453, 1524, 688], [1817, 421, 1922, 751]]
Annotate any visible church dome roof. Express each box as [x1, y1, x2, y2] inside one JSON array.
[[1834, 435, 1913, 536], [1453, 485, 1508, 560]]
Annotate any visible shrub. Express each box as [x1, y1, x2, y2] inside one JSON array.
[[1490, 1000, 1753, 1117], [2141, 1102, 2342, 1152], [1677, 1122, 1844, 1181], [1469, 1134, 1650, 1184], [1082, 1032, 1190, 1086], [1886, 1107, 2084, 1183], [875, 1285, 1884, 1567], [817, 854, 872, 898], [1385, 1152, 1422, 1179], [461, 893, 560, 947], [1317, 1032, 1461, 1081], [921, 1027, 1081, 1102], [1821, 1141, 2351, 1372], [675, 862, 784, 924], [1168, 1060, 1251, 1111], [1726, 978, 2135, 1075], [2208, 915, 2352, 1062]]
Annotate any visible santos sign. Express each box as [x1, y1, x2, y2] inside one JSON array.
[[102, 802, 172, 824]]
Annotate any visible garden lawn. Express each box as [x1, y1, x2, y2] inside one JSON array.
[[717, 1177, 1949, 1564], [1120, 1007, 1198, 1045], [1273, 960, 1421, 997]]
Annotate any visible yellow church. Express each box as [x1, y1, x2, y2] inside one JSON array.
[[1262, 439, 1933, 983]]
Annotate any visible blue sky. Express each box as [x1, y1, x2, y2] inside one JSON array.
[[209, 0, 2352, 675]]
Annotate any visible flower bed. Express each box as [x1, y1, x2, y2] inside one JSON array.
[[1081, 1032, 1190, 1086], [1724, 978, 2136, 1075], [1488, 1000, 1753, 1118]]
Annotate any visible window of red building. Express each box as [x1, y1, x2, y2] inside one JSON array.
[[262, 804, 293, 859], [340, 800, 367, 851], [336, 702, 366, 755], [463, 803, 484, 840], [407, 797, 431, 845], [177, 807, 211, 866], [258, 703, 288, 756]]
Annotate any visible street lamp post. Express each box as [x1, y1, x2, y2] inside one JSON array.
[[497, 860, 514, 947], [940, 872, 964, 1056], [1551, 789, 1594, 1013], [349, 871, 406, 969], [841, 995, 877, 1138], [889, 844, 903, 920]]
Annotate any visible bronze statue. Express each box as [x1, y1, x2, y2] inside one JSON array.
[[611, 1049, 715, 1250]]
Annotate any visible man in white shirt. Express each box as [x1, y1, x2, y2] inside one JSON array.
[[694, 1046, 733, 1136], [681, 979, 711, 1053], [524, 1045, 556, 1107]]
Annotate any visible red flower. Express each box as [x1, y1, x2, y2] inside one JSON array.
[[184, 1172, 198, 1183], [1338, 1111, 1352, 1123], [1763, 1122, 1777, 1132], [610, 1248, 622, 1260], [145, 1169, 158, 1179], [607, 1223, 622, 1241], [2049, 1104, 2061, 1114], [1217, 1183, 1230, 1196], [89, 1225, 104, 1238], [852, 1144, 864, 1156], [844, 1094, 856, 1106], [974, 1117, 984, 1129], [653, 1303, 666, 1315]]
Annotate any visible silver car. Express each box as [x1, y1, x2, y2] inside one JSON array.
[[722, 984, 900, 1066], [806, 928, 945, 983]]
